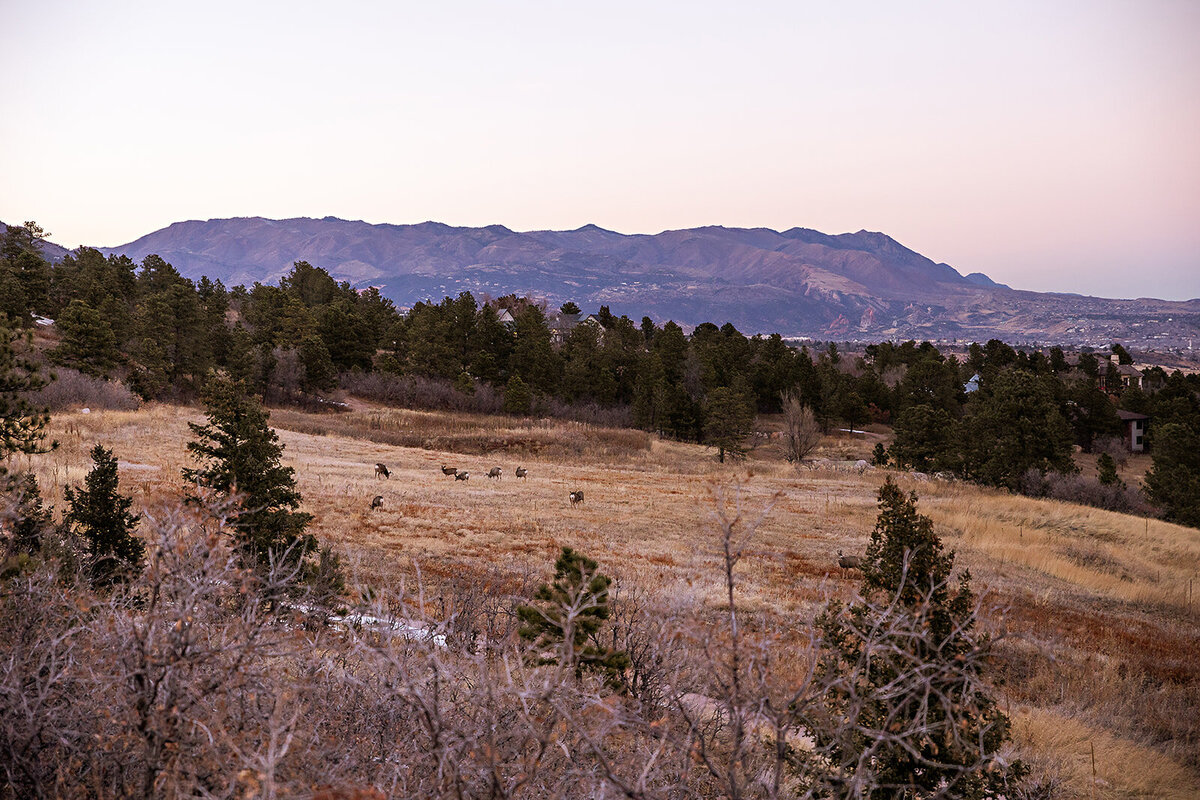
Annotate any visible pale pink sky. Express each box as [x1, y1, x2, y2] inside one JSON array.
[[2, 1, 1197, 298]]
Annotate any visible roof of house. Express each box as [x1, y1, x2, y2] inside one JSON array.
[[1116, 364, 1143, 376], [1116, 410, 1149, 421]]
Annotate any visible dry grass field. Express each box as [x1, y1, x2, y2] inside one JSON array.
[[19, 400, 1200, 799]]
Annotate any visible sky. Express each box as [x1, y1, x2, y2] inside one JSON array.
[[2, 0, 1198, 299]]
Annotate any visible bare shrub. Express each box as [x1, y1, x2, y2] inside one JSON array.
[[26, 366, 140, 411], [1020, 468, 1155, 515], [539, 396, 633, 428], [0, 488, 1042, 799], [1093, 435, 1129, 468], [339, 371, 503, 414], [781, 392, 822, 463]]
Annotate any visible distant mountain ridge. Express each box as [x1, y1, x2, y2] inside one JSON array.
[[54, 215, 1200, 347]]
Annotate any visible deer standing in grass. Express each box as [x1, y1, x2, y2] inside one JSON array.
[[488, 467, 502, 480], [515, 467, 528, 480], [569, 490, 584, 505], [375, 463, 390, 479]]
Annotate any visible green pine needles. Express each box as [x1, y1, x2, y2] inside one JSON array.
[[813, 477, 1023, 797], [183, 374, 315, 575], [517, 547, 629, 686], [64, 445, 143, 587]]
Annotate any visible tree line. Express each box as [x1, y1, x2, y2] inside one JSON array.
[[4, 222, 1200, 522]]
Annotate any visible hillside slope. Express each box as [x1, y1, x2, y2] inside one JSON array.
[[95, 216, 1200, 345]]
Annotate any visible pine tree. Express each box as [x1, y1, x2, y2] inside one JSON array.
[[517, 547, 629, 686], [1, 473, 51, 558], [0, 320, 54, 566], [890, 403, 957, 473], [702, 387, 755, 462], [0, 321, 53, 464], [961, 368, 1074, 489], [1096, 452, 1122, 487], [1145, 422, 1200, 529], [814, 478, 1021, 796], [183, 375, 315, 573], [298, 335, 336, 393], [502, 374, 532, 415], [64, 445, 143, 587], [51, 300, 121, 377]]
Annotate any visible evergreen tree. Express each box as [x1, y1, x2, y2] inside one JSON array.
[[51, 300, 121, 376], [961, 369, 1074, 489], [182, 375, 315, 573], [319, 300, 375, 372], [298, 335, 337, 393], [1144, 422, 1200, 529], [814, 479, 1021, 796], [0, 222, 52, 320], [1096, 452, 1122, 488], [517, 547, 629, 686], [1, 473, 51, 558], [0, 319, 54, 563], [502, 374, 532, 415], [890, 404, 957, 473], [469, 304, 512, 384], [1048, 346, 1069, 373], [64, 445, 143, 587], [702, 387, 755, 462], [894, 356, 961, 414], [836, 388, 868, 434], [510, 305, 560, 394], [0, 322, 52, 464]]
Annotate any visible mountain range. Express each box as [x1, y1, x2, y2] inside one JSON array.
[[16, 216, 1200, 347]]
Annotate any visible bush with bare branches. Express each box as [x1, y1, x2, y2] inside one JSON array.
[[0, 483, 1044, 799], [782, 392, 822, 464]]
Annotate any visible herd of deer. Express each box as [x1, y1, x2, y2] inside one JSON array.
[[369, 462, 856, 567], [366, 462, 582, 511]]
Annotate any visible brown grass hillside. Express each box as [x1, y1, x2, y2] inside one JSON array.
[[20, 401, 1200, 799]]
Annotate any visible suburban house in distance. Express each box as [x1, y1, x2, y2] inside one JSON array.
[[1118, 410, 1149, 453], [1100, 363, 1144, 392], [548, 311, 605, 345]]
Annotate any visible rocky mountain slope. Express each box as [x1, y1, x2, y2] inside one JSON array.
[[72, 215, 1197, 346]]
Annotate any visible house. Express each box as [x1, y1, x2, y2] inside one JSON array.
[[548, 312, 580, 345], [496, 308, 516, 329], [964, 373, 981, 393], [548, 312, 606, 345], [1099, 363, 1143, 392], [1116, 364, 1143, 390], [1117, 410, 1149, 453]]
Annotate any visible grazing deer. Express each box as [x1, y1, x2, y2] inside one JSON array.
[[455, 470, 470, 481], [514, 466, 528, 480], [370, 495, 383, 511], [837, 550, 863, 570], [569, 490, 584, 505], [375, 463, 390, 479], [441, 465, 457, 476], [488, 467, 502, 480]]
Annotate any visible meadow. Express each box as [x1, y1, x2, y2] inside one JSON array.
[[19, 400, 1200, 799]]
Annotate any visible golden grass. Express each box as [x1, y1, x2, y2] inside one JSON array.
[[1013, 706, 1199, 800], [15, 402, 1200, 798]]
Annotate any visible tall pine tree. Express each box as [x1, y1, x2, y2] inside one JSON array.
[[183, 375, 315, 574], [813, 478, 1021, 797], [64, 445, 143, 587]]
